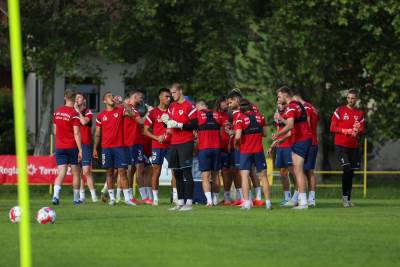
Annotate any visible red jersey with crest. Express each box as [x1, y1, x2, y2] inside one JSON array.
[[285, 101, 312, 143], [330, 106, 364, 148], [123, 104, 142, 146], [234, 111, 266, 153], [96, 105, 125, 148], [197, 109, 222, 150], [274, 110, 292, 148], [167, 100, 197, 145], [144, 107, 170, 149], [79, 108, 93, 145], [53, 106, 80, 149], [304, 102, 319, 145]]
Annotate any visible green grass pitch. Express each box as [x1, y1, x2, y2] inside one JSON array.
[[0, 187, 400, 267]]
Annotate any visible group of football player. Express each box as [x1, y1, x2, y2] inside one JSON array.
[[51, 83, 364, 210]]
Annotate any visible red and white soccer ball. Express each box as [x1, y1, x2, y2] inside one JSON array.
[[36, 207, 56, 224], [9, 206, 22, 223]]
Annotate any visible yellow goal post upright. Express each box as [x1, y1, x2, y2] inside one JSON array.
[[8, 0, 32, 267]]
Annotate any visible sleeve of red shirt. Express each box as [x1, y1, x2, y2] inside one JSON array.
[[72, 111, 80, 126], [330, 108, 341, 133], [285, 104, 296, 119], [85, 110, 93, 120], [144, 111, 153, 127], [358, 112, 365, 135], [188, 105, 197, 120], [234, 114, 243, 130], [95, 113, 102, 127]]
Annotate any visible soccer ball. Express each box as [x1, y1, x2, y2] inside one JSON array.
[[9, 206, 22, 223], [36, 207, 56, 224]]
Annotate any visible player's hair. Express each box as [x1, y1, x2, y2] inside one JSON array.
[[128, 89, 144, 97], [227, 90, 242, 100], [171, 83, 183, 91], [196, 99, 208, 108], [214, 95, 227, 112], [239, 98, 252, 113], [64, 89, 77, 101], [347, 89, 359, 97], [103, 91, 112, 100], [276, 86, 293, 96], [76, 91, 86, 100], [158, 87, 170, 95]]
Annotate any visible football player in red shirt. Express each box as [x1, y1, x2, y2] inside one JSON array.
[[52, 89, 83, 205], [164, 83, 197, 211], [293, 94, 319, 206], [195, 99, 223, 206], [227, 90, 263, 206], [234, 99, 271, 210], [93, 91, 137, 206], [74, 92, 98, 203], [214, 96, 241, 205], [330, 89, 364, 207], [144, 88, 172, 205], [269, 102, 294, 206], [274, 86, 311, 209]]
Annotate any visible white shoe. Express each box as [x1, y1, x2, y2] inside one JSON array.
[[92, 197, 98, 203], [206, 202, 213, 207], [152, 199, 159, 206], [179, 205, 193, 212], [168, 205, 182, 211], [283, 200, 298, 207], [342, 196, 352, 208], [308, 200, 316, 207], [108, 200, 115, 206], [240, 205, 251, 210], [125, 200, 137, 206], [292, 204, 308, 210]]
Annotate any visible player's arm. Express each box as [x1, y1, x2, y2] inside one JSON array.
[[53, 123, 56, 136], [93, 126, 101, 159], [73, 125, 83, 161], [273, 117, 294, 140], [77, 111, 91, 125], [330, 110, 353, 135]]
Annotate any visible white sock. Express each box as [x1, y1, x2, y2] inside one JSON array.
[[284, 191, 291, 201], [249, 190, 253, 201], [265, 199, 271, 209], [299, 193, 307, 206], [255, 187, 262, 200], [205, 192, 212, 204], [212, 192, 219, 205], [128, 188, 133, 199], [172, 188, 178, 200], [236, 188, 243, 200], [224, 191, 231, 201], [108, 189, 115, 201], [177, 199, 184, 206], [244, 200, 251, 208], [116, 188, 122, 199], [53, 185, 61, 199], [73, 189, 80, 202], [309, 191, 316, 202], [139, 187, 147, 200], [146, 187, 153, 200], [90, 189, 97, 201], [152, 190, 159, 201], [186, 199, 193, 206], [292, 190, 299, 202], [123, 189, 130, 202], [79, 189, 85, 201]]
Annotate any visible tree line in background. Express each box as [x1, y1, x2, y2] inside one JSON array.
[[0, 0, 399, 169]]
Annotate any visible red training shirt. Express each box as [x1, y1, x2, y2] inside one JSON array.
[[304, 102, 319, 146], [167, 100, 197, 145], [274, 110, 292, 148], [79, 108, 93, 145], [144, 107, 170, 149], [234, 111, 266, 154], [330, 106, 364, 148], [123, 104, 142, 146], [197, 109, 222, 150], [53, 106, 80, 149], [96, 105, 125, 148], [285, 101, 312, 143]]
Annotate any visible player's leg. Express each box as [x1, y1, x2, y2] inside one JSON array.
[[202, 170, 212, 205], [143, 160, 153, 204], [249, 165, 262, 205], [199, 149, 212, 206], [179, 142, 194, 211], [211, 171, 221, 205], [168, 146, 184, 210], [292, 153, 308, 209], [239, 153, 253, 210], [221, 151, 233, 205], [52, 165, 67, 205], [305, 145, 318, 206], [254, 152, 271, 209], [82, 166, 97, 202], [70, 163, 82, 205], [232, 149, 244, 205], [151, 149, 163, 205], [336, 145, 352, 207], [347, 147, 360, 207], [115, 147, 136, 206]]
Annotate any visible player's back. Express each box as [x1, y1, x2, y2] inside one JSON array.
[[53, 106, 79, 149]]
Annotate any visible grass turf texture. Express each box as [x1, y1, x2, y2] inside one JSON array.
[[0, 187, 400, 267]]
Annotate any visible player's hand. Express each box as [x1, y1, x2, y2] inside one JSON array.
[[267, 147, 273, 157], [113, 95, 123, 104], [272, 133, 277, 140], [93, 149, 98, 159], [341, 128, 353, 135], [156, 135, 165, 144], [78, 149, 82, 162], [351, 128, 359, 137], [353, 121, 361, 129], [161, 114, 170, 124], [73, 102, 80, 113], [167, 120, 182, 129]]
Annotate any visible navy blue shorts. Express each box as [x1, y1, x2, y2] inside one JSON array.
[[81, 144, 92, 167], [198, 148, 222, 172], [150, 148, 170, 165], [221, 151, 235, 169], [291, 139, 312, 159], [55, 148, 79, 166], [240, 151, 267, 172], [275, 147, 293, 168], [128, 144, 144, 164], [102, 147, 128, 169], [304, 145, 318, 171], [234, 149, 241, 168]]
